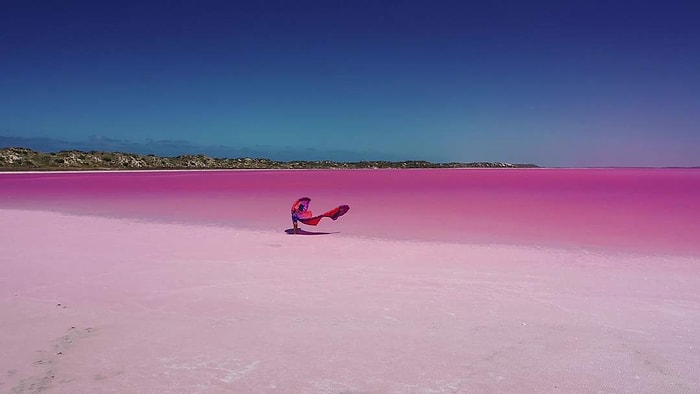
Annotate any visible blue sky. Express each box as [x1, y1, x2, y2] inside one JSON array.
[[1, 0, 698, 166]]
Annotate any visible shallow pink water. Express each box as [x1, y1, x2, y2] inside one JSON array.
[[3, 170, 700, 392], [2, 168, 699, 254]]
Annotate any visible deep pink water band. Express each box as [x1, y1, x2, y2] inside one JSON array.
[[2, 168, 699, 255]]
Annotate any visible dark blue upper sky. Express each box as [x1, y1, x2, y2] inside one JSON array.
[[1, 0, 698, 166]]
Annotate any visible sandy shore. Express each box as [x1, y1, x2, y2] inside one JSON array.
[[1, 209, 698, 393]]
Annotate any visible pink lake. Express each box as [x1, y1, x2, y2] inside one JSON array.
[[2, 168, 699, 255], [2, 168, 700, 393]]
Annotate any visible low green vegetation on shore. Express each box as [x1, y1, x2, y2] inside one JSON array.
[[0, 147, 538, 170]]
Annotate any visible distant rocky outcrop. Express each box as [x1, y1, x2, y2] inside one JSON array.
[[0, 147, 538, 170]]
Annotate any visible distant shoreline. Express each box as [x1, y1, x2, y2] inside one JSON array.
[[0, 147, 538, 171], [4, 167, 700, 175]]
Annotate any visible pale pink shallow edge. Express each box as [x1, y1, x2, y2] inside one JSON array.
[[1, 209, 699, 393]]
